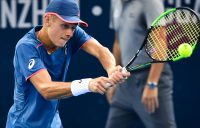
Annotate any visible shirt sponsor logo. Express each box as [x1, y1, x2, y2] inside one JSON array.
[[28, 59, 35, 69]]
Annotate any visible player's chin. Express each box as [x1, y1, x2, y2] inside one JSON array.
[[57, 41, 68, 47]]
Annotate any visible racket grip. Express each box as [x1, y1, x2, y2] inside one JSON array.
[[105, 67, 127, 88]]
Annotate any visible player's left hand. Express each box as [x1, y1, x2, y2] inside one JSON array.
[[141, 85, 159, 113], [107, 65, 130, 85]]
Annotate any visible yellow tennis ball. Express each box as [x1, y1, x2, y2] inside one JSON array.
[[178, 43, 193, 57]]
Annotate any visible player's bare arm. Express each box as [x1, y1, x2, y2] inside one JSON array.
[[30, 69, 114, 100], [81, 38, 130, 85], [106, 34, 122, 103]]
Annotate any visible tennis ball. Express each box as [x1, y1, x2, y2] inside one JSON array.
[[178, 43, 193, 57]]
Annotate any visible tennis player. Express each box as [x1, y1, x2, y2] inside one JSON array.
[[6, 0, 130, 127]]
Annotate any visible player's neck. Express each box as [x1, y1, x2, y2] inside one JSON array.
[[37, 29, 58, 54]]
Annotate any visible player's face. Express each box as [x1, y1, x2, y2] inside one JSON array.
[[47, 15, 78, 47]]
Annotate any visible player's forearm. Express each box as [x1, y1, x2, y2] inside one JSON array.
[[38, 82, 73, 100], [81, 39, 116, 74], [147, 63, 164, 84], [97, 46, 117, 74]]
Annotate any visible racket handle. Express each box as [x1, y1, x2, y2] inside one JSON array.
[[105, 67, 127, 88]]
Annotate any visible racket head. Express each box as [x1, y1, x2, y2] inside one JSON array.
[[145, 7, 200, 62]]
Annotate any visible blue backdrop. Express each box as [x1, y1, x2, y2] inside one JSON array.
[[1, 0, 200, 127]]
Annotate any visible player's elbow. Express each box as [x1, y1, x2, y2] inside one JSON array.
[[38, 84, 54, 100], [42, 93, 53, 100]]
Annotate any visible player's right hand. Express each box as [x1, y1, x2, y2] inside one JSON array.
[[107, 65, 130, 85], [88, 77, 114, 95]]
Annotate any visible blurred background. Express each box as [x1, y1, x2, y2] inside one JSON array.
[[1, 0, 200, 127]]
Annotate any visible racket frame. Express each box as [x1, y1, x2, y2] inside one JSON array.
[[124, 7, 200, 72]]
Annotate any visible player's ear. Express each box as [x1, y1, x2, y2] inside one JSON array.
[[44, 14, 51, 27]]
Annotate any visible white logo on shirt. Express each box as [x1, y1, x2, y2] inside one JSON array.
[[28, 59, 35, 69]]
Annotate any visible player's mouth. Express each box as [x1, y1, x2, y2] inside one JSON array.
[[61, 37, 69, 42]]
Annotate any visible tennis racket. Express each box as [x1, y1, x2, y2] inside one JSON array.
[[123, 7, 200, 72], [106, 7, 200, 87]]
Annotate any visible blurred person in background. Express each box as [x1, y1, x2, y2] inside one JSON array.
[[105, 0, 177, 128]]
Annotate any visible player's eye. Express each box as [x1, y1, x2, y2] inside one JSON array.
[[60, 24, 77, 30], [60, 24, 70, 29]]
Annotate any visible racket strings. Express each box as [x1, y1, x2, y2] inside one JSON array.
[[146, 9, 200, 61]]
